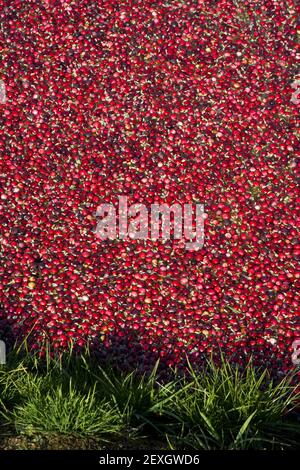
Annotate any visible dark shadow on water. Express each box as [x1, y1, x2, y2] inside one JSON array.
[[0, 309, 295, 379]]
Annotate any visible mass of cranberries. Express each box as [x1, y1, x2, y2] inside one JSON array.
[[0, 0, 299, 373]]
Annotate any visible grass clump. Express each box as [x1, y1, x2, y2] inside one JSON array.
[[162, 359, 300, 450], [12, 384, 122, 437], [0, 348, 299, 450]]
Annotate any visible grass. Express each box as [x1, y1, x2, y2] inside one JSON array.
[[0, 348, 299, 450], [12, 385, 122, 437], [162, 360, 300, 449]]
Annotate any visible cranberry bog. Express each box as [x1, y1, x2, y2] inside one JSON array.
[[0, 0, 299, 452]]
